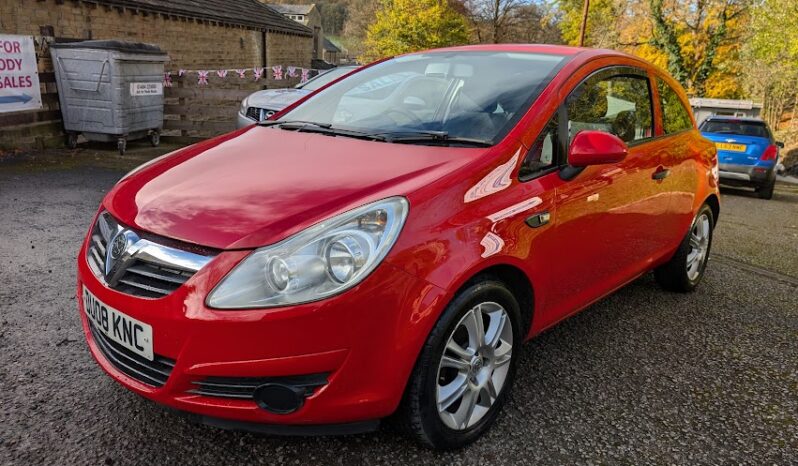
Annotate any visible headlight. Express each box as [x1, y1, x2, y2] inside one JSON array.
[[239, 96, 250, 115], [207, 197, 409, 309]]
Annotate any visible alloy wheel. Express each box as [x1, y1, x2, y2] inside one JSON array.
[[436, 302, 513, 430], [686, 213, 711, 281]]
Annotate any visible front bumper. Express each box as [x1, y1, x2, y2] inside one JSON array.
[[76, 238, 446, 427], [718, 162, 775, 187]]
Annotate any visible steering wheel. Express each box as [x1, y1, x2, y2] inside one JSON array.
[[385, 108, 424, 127]]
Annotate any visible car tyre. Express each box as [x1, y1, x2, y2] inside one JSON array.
[[756, 179, 775, 200], [397, 277, 522, 450], [655, 204, 714, 292]]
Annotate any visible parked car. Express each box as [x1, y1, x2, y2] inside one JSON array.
[[236, 65, 358, 128], [699, 116, 783, 199], [77, 45, 719, 450]]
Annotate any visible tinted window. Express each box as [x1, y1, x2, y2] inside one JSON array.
[[700, 120, 770, 138], [278, 52, 568, 144], [657, 79, 693, 134], [520, 116, 559, 179], [567, 72, 653, 144]]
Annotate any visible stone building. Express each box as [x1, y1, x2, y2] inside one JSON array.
[[323, 37, 342, 65], [268, 4, 323, 61], [0, 0, 314, 149]]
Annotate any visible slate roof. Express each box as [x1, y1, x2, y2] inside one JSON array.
[[323, 37, 341, 52], [270, 4, 315, 15], [94, 0, 312, 36]]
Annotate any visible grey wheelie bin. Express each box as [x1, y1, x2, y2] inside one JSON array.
[[50, 40, 168, 154]]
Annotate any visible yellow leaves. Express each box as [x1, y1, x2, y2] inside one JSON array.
[[704, 74, 744, 99], [362, 0, 470, 62]]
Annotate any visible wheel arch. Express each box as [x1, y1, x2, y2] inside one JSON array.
[[704, 193, 720, 226], [458, 263, 535, 338]]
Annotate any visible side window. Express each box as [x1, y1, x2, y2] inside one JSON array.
[[567, 72, 654, 145], [519, 116, 559, 180], [657, 78, 693, 134]]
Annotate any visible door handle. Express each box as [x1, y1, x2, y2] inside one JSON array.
[[652, 167, 670, 181], [525, 211, 551, 228]]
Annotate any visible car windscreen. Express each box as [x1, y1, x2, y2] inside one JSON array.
[[301, 67, 355, 91], [276, 51, 568, 144], [700, 120, 770, 138]]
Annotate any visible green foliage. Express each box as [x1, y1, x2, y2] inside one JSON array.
[[555, 0, 749, 97], [743, 0, 798, 135], [557, 0, 622, 48], [362, 0, 470, 62], [317, 2, 349, 36]]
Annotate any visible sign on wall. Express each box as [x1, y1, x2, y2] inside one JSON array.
[[0, 34, 42, 114], [130, 82, 163, 96]]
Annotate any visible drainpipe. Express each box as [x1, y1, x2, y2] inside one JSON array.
[[261, 30, 267, 69]]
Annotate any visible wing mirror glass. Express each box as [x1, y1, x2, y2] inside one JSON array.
[[568, 131, 628, 167]]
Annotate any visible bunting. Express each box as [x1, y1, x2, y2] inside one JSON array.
[[165, 65, 323, 85]]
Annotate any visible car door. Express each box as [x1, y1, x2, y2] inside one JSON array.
[[653, 77, 703, 246], [539, 66, 667, 328]]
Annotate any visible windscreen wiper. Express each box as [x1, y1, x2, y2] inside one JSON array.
[[259, 120, 332, 129], [263, 120, 388, 142], [376, 130, 493, 147]]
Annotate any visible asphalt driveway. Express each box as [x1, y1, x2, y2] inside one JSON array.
[[1, 146, 796, 465]]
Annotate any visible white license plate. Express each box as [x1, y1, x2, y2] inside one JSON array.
[[82, 286, 154, 361]]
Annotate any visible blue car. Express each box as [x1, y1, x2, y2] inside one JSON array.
[[699, 116, 784, 199]]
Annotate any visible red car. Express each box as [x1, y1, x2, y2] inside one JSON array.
[[77, 45, 719, 449]]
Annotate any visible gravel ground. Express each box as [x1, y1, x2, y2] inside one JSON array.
[[1, 147, 796, 465]]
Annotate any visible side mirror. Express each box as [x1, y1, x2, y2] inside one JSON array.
[[569, 131, 628, 167], [776, 141, 785, 148]]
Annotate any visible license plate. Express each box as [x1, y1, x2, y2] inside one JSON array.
[[83, 286, 154, 361], [716, 142, 746, 152]]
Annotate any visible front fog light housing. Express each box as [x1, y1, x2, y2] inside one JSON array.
[[207, 197, 409, 309]]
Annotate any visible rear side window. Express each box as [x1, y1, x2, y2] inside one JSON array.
[[700, 120, 770, 138], [657, 79, 693, 134], [567, 71, 654, 144]]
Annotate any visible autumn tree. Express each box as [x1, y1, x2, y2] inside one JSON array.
[[647, 0, 749, 97], [743, 0, 798, 135], [557, 0, 627, 48], [341, 0, 382, 57], [464, 0, 562, 44], [362, 0, 470, 62], [556, 0, 750, 97], [464, 0, 522, 43]]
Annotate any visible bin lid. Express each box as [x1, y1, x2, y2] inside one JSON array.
[[51, 40, 167, 56]]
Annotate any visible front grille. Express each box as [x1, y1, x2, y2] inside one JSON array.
[[245, 106, 276, 122], [86, 212, 213, 299], [188, 374, 328, 400], [89, 321, 175, 387], [114, 260, 194, 298]]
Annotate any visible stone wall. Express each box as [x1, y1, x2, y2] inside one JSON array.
[[0, 0, 313, 150]]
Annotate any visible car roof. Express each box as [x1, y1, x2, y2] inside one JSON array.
[[403, 44, 654, 75], [417, 43, 638, 59]]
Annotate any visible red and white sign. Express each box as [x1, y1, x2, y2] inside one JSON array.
[[0, 34, 42, 113]]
